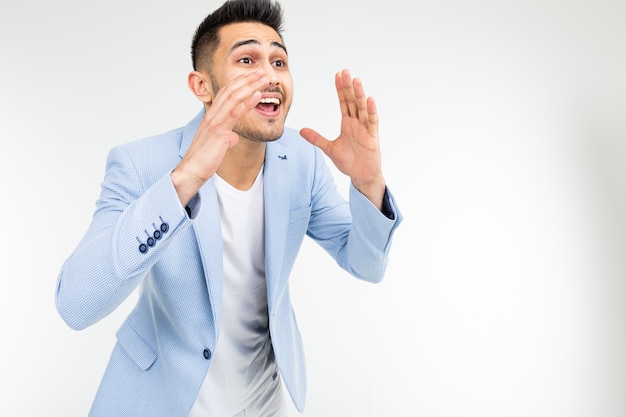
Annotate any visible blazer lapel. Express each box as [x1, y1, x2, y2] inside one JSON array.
[[191, 178, 224, 331], [179, 109, 224, 328], [179, 109, 204, 159], [263, 140, 291, 307]]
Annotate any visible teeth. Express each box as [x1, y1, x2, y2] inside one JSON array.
[[259, 97, 280, 105]]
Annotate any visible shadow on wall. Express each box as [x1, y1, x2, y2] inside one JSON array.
[[579, 97, 626, 407]]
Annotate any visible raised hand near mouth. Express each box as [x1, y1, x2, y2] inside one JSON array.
[[300, 69, 386, 210], [171, 70, 269, 206]]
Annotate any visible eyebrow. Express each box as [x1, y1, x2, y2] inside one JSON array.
[[230, 39, 288, 55]]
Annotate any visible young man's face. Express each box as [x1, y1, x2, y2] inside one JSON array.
[[209, 21, 293, 142]]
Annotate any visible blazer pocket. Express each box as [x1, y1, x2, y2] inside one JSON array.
[[116, 321, 158, 371]]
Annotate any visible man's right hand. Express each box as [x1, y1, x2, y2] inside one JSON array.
[[171, 70, 269, 206]]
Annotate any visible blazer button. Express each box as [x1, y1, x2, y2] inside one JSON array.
[[138, 243, 148, 254], [203, 349, 211, 360]]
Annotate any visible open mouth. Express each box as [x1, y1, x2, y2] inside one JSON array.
[[255, 96, 281, 116]]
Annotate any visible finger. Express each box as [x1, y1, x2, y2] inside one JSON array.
[[353, 77, 369, 126], [340, 69, 358, 117], [217, 71, 267, 106], [228, 89, 262, 120], [367, 96, 379, 137], [300, 127, 332, 155], [335, 72, 349, 118], [216, 70, 266, 100], [211, 71, 268, 125]]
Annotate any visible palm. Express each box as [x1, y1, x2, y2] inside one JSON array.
[[301, 70, 382, 186]]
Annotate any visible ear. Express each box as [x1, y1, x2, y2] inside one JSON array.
[[188, 71, 214, 104]]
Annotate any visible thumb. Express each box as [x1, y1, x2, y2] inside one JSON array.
[[300, 127, 331, 154]]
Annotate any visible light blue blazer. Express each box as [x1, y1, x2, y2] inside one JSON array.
[[55, 110, 402, 416]]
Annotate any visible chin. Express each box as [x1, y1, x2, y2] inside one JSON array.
[[235, 123, 285, 143], [255, 131, 284, 143]]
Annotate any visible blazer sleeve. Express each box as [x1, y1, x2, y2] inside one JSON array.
[[306, 147, 402, 283], [55, 145, 198, 330]]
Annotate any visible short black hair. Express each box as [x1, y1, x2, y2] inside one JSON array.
[[191, 0, 284, 71]]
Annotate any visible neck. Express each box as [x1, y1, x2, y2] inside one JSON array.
[[217, 140, 266, 191]]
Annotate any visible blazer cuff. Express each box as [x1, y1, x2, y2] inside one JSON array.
[[349, 183, 403, 245]]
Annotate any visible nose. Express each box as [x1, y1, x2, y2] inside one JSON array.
[[262, 62, 279, 85]]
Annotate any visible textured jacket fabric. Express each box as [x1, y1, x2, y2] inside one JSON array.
[[55, 110, 402, 416]]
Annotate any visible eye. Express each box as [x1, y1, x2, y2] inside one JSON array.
[[273, 59, 286, 68], [238, 57, 252, 64]]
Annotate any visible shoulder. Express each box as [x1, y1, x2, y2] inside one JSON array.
[[104, 125, 186, 186], [116, 126, 185, 158]]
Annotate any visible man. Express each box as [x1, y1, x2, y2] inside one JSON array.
[[55, 0, 402, 415]]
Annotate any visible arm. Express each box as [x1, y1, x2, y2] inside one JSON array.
[[306, 145, 402, 283], [55, 146, 195, 330], [56, 70, 269, 330], [301, 69, 402, 281]]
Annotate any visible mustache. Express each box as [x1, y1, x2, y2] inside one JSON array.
[[261, 86, 284, 97]]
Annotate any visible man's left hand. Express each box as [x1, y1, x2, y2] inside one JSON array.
[[300, 69, 386, 210]]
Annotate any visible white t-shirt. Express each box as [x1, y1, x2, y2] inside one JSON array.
[[189, 168, 278, 416]]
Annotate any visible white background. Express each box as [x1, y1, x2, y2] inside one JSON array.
[[1, 0, 626, 416]]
